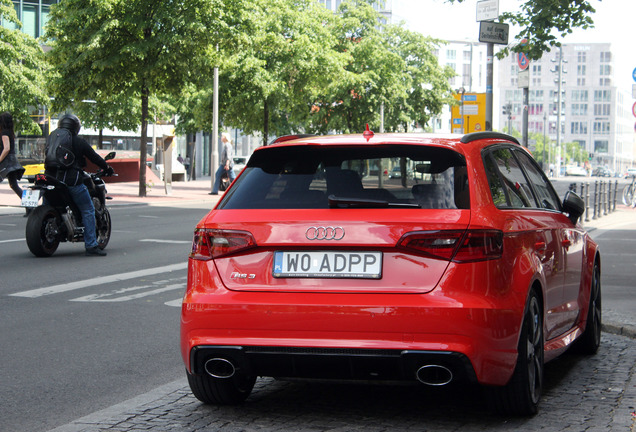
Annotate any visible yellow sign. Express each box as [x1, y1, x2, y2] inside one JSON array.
[[451, 93, 486, 134]]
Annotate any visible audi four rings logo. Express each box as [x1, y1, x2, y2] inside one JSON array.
[[305, 226, 345, 240]]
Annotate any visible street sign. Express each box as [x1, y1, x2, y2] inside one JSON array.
[[517, 39, 529, 71], [633, 67, 636, 83], [518, 69, 529, 88], [476, 0, 498, 21], [479, 21, 509, 44], [517, 51, 529, 70], [632, 101, 636, 117], [633, 84, 636, 99]]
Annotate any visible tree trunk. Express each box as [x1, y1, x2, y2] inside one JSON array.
[[139, 83, 149, 197], [263, 99, 269, 147], [98, 128, 103, 149]]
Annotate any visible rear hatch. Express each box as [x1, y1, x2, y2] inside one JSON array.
[[191, 142, 484, 294]]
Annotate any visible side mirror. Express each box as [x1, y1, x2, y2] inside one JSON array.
[[562, 190, 584, 225], [104, 152, 116, 161]]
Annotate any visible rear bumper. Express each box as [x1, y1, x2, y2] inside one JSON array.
[[189, 345, 477, 385], [181, 259, 525, 387]]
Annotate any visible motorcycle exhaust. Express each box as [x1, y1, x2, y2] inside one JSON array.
[[204, 358, 236, 379], [415, 365, 453, 386]]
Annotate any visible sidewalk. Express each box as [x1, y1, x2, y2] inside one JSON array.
[[1, 178, 635, 338], [0, 178, 221, 215]]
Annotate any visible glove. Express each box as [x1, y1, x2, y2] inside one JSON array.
[[104, 165, 115, 176]]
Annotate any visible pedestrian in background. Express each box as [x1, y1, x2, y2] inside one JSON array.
[[0, 112, 27, 214], [210, 132, 235, 195], [184, 156, 191, 181]]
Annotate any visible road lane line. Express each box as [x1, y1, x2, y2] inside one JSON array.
[[164, 298, 183, 307], [71, 283, 185, 302], [140, 239, 191, 244], [9, 262, 187, 298], [0, 238, 23, 243]]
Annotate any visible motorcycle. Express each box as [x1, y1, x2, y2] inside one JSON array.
[[22, 152, 116, 257]]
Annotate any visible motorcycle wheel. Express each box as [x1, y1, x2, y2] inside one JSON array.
[[95, 204, 112, 250], [26, 205, 62, 257]]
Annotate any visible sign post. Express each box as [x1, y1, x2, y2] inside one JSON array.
[[476, 0, 499, 131]]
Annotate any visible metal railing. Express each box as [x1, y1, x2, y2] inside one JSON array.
[[569, 180, 618, 223]]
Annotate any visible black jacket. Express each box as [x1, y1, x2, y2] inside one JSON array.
[[45, 133, 109, 186]]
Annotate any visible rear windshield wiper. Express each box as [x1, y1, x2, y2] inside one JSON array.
[[328, 195, 420, 209]]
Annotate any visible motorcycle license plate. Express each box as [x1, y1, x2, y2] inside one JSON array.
[[21, 189, 41, 207]]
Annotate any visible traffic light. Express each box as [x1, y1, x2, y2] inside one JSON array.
[[502, 103, 512, 116]]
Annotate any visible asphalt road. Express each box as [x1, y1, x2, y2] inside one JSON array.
[[0, 203, 210, 432], [1, 182, 634, 431]]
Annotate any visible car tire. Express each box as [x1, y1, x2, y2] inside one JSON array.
[[572, 260, 602, 355], [25, 205, 61, 257], [487, 289, 543, 416], [186, 370, 256, 405]]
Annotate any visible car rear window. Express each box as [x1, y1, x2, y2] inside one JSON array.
[[218, 145, 469, 210]]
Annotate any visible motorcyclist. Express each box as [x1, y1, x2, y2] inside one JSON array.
[[44, 114, 114, 256]]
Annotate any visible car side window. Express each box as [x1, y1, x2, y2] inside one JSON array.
[[485, 147, 537, 208], [513, 150, 561, 211]]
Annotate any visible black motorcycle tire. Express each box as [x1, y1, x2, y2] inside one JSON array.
[[26, 205, 62, 257], [95, 205, 112, 250]]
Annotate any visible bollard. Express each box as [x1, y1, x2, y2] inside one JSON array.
[[593, 181, 598, 220], [601, 180, 607, 216], [613, 180, 618, 212], [585, 182, 590, 222]]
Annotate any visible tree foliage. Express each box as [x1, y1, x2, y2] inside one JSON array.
[[448, 0, 597, 60], [45, 0, 226, 196], [0, 0, 48, 134], [308, 1, 455, 134]]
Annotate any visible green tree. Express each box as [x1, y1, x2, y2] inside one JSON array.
[[213, 0, 347, 145], [0, 0, 48, 134], [310, 1, 454, 134], [45, 0, 227, 196], [449, 0, 597, 60]]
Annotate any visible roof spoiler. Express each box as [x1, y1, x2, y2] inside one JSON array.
[[268, 134, 316, 145], [460, 132, 520, 145]]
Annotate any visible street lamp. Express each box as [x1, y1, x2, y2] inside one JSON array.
[[459, 87, 466, 133], [550, 46, 567, 177]]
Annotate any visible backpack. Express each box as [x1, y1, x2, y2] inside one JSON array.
[[45, 128, 77, 169]]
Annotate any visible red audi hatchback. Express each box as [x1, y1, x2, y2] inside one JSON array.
[[181, 131, 601, 415]]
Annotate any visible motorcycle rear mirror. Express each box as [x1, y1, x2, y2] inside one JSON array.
[[104, 152, 116, 161]]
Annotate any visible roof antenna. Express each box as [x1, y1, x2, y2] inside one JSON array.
[[363, 124, 374, 141]]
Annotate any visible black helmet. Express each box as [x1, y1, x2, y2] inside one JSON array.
[[58, 114, 81, 136]]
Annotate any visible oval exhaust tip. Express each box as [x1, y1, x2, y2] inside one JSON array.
[[416, 365, 453, 386], [204, 358, 236, 379]]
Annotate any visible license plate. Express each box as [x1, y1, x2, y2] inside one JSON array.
[[273, 251, 382, 279], [21, 189, 41, 207]]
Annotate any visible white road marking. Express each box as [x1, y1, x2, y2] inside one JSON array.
[[0, 238, 23, 243], [164, 298, 183, 307], [71, 282, 185, 302], [140, 239, 191, 244], [9, 262, 187, 298], [138, 215, 160, 218]]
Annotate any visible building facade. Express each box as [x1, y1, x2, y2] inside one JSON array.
[[2, 0, 58, 39], [498, 43, 635, 173]]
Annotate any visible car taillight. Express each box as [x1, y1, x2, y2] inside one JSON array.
[[397, 230, 503, 263], [190, 229, 256, 260]]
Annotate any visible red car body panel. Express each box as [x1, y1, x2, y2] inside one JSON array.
[[181, 132, 599, 391]]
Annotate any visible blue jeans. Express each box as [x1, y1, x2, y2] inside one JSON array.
[[212, 165, 236, 193], [68, 184, 98, 249]]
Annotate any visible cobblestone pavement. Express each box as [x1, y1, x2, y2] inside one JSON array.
[[49, 334, 635, 432]]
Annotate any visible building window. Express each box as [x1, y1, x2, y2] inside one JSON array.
[[446, 50, 456, 60], [593, 104, 611, 116], [463, 50, 471, 61], [577, 64, 586, 76], [577, 52, 587, 62], [593, 121, 610, 135], [599, 64, 611, 76], [594, 140, 608, 153], [571, 103, 588, 116], [600, 51, 611, 62], [594, 90, 611, 102], [577, 78, 586, 86], [599, 78, 611, 86], [571, 122, 588, 134]]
